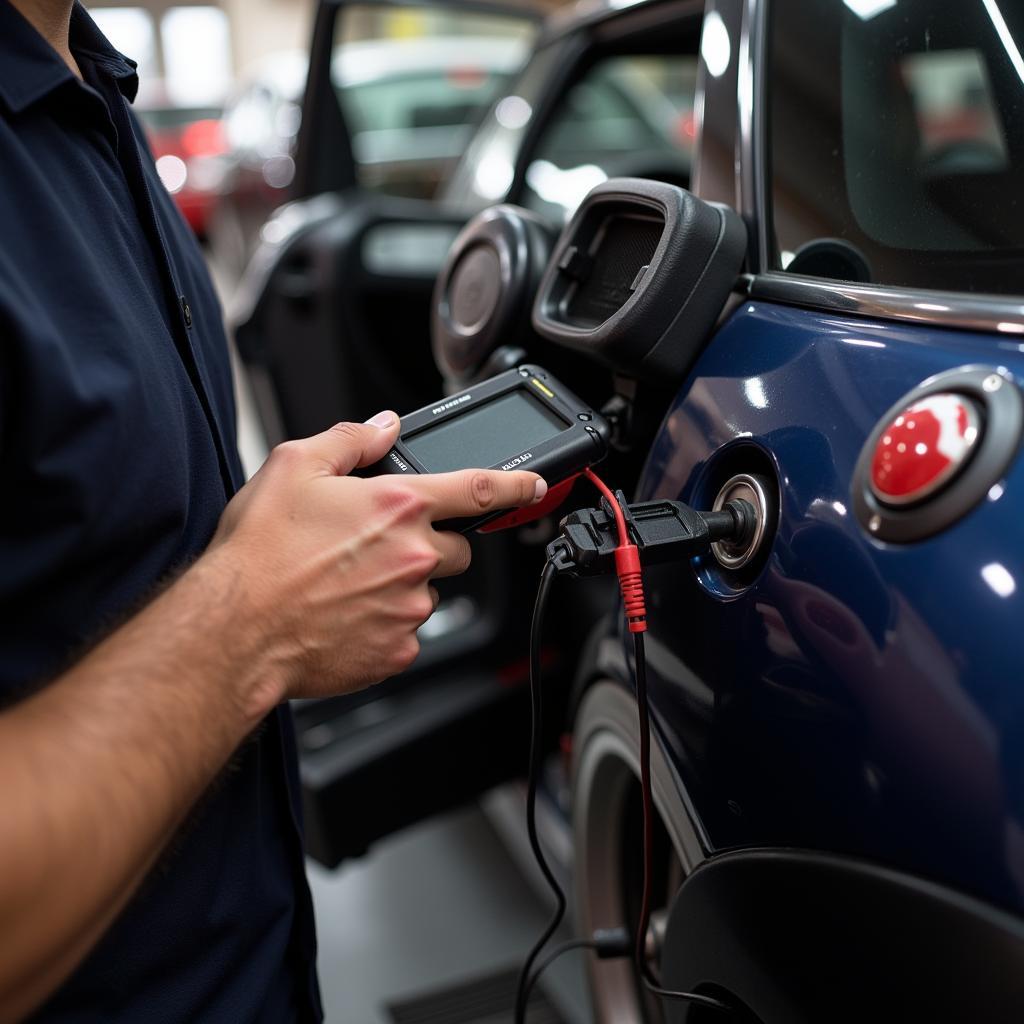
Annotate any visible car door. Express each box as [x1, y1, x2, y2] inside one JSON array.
[[232, 0, 547, 868], [235, 0, 540, 443], [235, 0, 713, 870], [632, 0, 1024, 1003]]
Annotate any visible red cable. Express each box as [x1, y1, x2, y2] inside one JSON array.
[[583, 467, 629, 546], [581, 472, 729, 1014], [583, 467, 647, 633]]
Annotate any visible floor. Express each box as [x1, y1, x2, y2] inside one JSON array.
[[307, 805, 590, 1024]]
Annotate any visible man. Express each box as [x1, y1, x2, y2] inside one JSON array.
[[0, 1, 545, 1020]]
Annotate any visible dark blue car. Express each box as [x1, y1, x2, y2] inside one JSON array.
[[238, 0, 1024, 1018]]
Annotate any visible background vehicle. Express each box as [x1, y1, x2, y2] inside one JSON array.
[[136, 97, 226, 238], [211, 18, 534, 276], [91, 4, 234, 239], [236, 0, 1024, 1019]]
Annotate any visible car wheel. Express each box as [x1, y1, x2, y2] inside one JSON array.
[[571, 680, 705, 1023]]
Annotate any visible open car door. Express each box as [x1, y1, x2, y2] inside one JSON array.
[[233, 0, 547, 867]]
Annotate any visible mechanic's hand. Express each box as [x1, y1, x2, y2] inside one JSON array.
[[209, 412, 545, 713]]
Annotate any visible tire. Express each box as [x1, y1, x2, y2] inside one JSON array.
[[571, 680, 705, 1023]]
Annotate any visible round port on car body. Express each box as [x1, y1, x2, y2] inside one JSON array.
[[688, 442, 780, 595], [711, 474, 770, 570], [853, 365, 1023, 543]]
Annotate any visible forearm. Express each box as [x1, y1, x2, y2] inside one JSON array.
[[0, 550, 279, 1021], [0, 414, 541, 1020]]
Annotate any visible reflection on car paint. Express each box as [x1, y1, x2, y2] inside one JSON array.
[[632, 301, 1024, 913]]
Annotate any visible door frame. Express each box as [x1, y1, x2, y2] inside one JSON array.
[[293, 0, 545, 200]]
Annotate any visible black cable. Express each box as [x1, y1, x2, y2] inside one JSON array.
[[522, 938, 598, 1012], [514, 558, 564, 1024], [633, 629, 656, 974], [519, 504, 731, 1019], [632, 630, 732, 1015], [523, 924, 634, 1010]]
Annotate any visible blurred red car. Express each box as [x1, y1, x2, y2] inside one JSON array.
[[136, 104, 227, 238]]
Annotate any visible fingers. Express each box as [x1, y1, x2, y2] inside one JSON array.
[[415, 468, 546, 522], [283, 412, 400, 477], [431, 530, 472, 579]]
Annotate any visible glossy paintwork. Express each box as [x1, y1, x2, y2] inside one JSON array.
[[633, 300, 1024, 914]]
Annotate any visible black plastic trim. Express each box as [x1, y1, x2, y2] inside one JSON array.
[[538, 0, 702, 48], [660, 847, 1024, 1023], [298, 669, 529, 867], [532, 178, 746, 382], [431, 205, 553, 384], [293, 1, 357, 201]]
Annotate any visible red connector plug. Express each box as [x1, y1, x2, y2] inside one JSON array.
[[583, 468, 647, 633], [613, 544, 647, 633]]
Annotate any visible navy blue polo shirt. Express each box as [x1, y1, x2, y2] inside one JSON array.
[[0, 5, 321, 1021]]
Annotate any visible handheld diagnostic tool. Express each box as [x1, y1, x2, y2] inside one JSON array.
[[365, 365, 610, 531]]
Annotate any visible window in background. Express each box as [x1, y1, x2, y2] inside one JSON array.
[[162, 6, 232, 107], [330, 4, 536, 199], [768, 0, 1024, 293]]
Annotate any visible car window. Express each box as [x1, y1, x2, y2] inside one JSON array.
[[342, 71, 507, 135], [330, 5, 535, 200], [520, 55, 698, 220], [768, 0, 1024, 294]]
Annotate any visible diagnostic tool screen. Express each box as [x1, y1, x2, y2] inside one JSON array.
[[406, 389, 568, 473]]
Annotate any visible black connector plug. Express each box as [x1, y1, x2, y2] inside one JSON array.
[[547, 496, 757, 577], [590, 927, 633, 959]]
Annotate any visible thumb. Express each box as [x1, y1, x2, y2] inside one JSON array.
[[301, 412, 400, 477]]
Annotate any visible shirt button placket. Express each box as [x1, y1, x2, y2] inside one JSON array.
[[180, 295, 192, 329]]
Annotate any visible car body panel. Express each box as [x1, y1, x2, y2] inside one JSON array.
[[631, 299, 1024, 913]]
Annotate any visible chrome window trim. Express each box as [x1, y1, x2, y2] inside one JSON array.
[[737, 0, 768, 271], [736, 0, 755, 214], [747, 272, 1024, 336], [690, 0, 744, 210]]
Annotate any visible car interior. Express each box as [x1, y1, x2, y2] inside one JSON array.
[[234, 0, 709, 874]]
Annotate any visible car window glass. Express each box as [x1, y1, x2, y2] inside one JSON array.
[[768, 0, 1024, 294], [520, 55, 698, 220], [331, 5, 535, 200]]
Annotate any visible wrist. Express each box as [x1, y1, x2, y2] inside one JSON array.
[[180, 546, 290, 725]]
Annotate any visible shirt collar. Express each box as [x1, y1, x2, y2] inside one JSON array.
[[0, 1, 138, 114]]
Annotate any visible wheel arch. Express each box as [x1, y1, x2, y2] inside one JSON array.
[[660, 847, 1024, 1023]]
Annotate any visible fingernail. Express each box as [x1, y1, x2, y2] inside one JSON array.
[[365, 411, 397, 429], [532, 478, 548, 504]]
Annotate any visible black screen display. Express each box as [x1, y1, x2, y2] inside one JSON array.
[[405, 389, 568, 473]]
